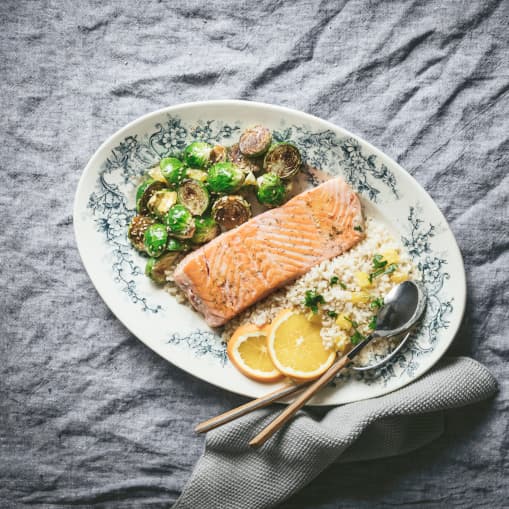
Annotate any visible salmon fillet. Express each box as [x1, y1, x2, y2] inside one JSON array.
[[174, 177, 365, 327]]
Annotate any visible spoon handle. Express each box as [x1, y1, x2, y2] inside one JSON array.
[[249, 354, 351, 447]]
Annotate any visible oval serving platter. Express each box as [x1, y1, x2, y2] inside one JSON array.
[[73, 100, 466, 405]]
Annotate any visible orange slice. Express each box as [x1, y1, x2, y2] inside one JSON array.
[[227, 324, 284, 383], [267, 309, 336, 381]]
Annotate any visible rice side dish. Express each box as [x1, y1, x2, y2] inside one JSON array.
[[166, 216, 417, 367]]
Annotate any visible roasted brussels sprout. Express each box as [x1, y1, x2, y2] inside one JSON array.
[[128, 215, 156, 252], [256, 172, 286, 207], [208, 162, 245, 194], [164, 204, 196, 239], [177, 180, 210, 216], [183, 141, 212, 169], [209, 145, 228, 164], [192, 217, 220, 244], [145, 252, 180, 284], [186, 169, 208, 183], [227, 143, 263, 174], [263, 142, 302, 179], [239, 125, 272, 157], [143, 223, 168, 257], [167, 237, 190, 252], [147, 190, 178, 218], [160, 157, 187, 186], [148, 164, 167, 183], [212, 195, 252, 230], [136, 179, 167, 214]]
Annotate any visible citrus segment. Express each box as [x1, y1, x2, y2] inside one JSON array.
[[267, 309, 336, 380], [227, 324, 284, 383]]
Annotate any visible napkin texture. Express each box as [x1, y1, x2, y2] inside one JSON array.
[[173, 357, 497, 509]]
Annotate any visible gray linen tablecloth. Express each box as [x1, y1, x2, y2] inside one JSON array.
[[1, 1, 507, 507]]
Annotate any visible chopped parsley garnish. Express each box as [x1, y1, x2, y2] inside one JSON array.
[[329, 276, 339, 286], [351, 330, 365, 345], [370, 297, 384, 310], [304, 289, 325, 314], [368, 315, 377, 330], [327, 310, 338, 319], [369, 254, 398, 283], [354, 225, 363, 232], [339, 281, 347, 289]]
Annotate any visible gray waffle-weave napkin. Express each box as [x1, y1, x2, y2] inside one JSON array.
[[173, 356, 497, 509]]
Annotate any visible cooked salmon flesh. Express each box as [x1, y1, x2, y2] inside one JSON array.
[[174, 177, 365, 327]]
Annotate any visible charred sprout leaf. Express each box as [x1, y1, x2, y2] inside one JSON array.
[[304, 289, 325, 314], [212, 195, 252, 231], [368, 315, 377, 330], [147, 190, 178, 218], [167, 237, 189, 252], [128, 215, 155, 252], [208, 162, 245, 194], [145, 252, 180, 284], [177, 180, 210, 216], [164, 204, 196, 239], [256, 172, 286, 207], [160, 157, 187, 186], [183, 142, 212, 169], [192, 217, 220, 244], [209, 145, 228, 165], [239, 125, 272, 157], [263, 142, 302, 179], [227, 143, 263, 174], [143, 223, 168, 257], [186, 169, 208, 183], [136, 179, 167, 214]]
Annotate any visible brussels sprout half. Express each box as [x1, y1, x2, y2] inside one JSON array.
[[160, 157, 187, 186], [209, 145, 228, 164], [145, 252, 181, 284], [183, 142, 212, 169], [164, 204, 196, 239], [239, 125, 272, 157], [207, 162, 245, 194], [136, 179, 167, 214], [128, 215, 156, 252], [177, 180, 210, 216], [227, 143, 263, 174], [256, 172, 286, 207], [147, 190, 178, 218], [167, 237, 189, 252], [192, 217, 220, 244], [143, 223, 168, 257], [263, 142, 302, 179], [212, 195, 252, 231]]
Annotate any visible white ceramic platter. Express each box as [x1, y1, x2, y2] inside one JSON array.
[[74, 100, 466, 405]]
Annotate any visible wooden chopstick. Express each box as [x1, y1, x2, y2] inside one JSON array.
[[194, 381, 309, 434], [249, 354, 351, 447]]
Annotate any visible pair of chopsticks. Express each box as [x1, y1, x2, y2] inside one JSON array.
[[195, 351, 354, 446]]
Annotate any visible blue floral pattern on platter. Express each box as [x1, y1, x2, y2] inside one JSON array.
[[87, 116, 452, 380]]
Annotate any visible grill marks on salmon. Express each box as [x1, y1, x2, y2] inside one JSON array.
[[174, 177, 365, 326]]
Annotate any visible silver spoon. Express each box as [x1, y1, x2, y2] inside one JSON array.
[[352, 280, 427, 371], [249, 281, 427, 446], [195, 281, 426, 437]]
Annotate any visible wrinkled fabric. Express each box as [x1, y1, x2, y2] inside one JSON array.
[[173, 358, 497, 509], [0, 0, 507, 508]]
